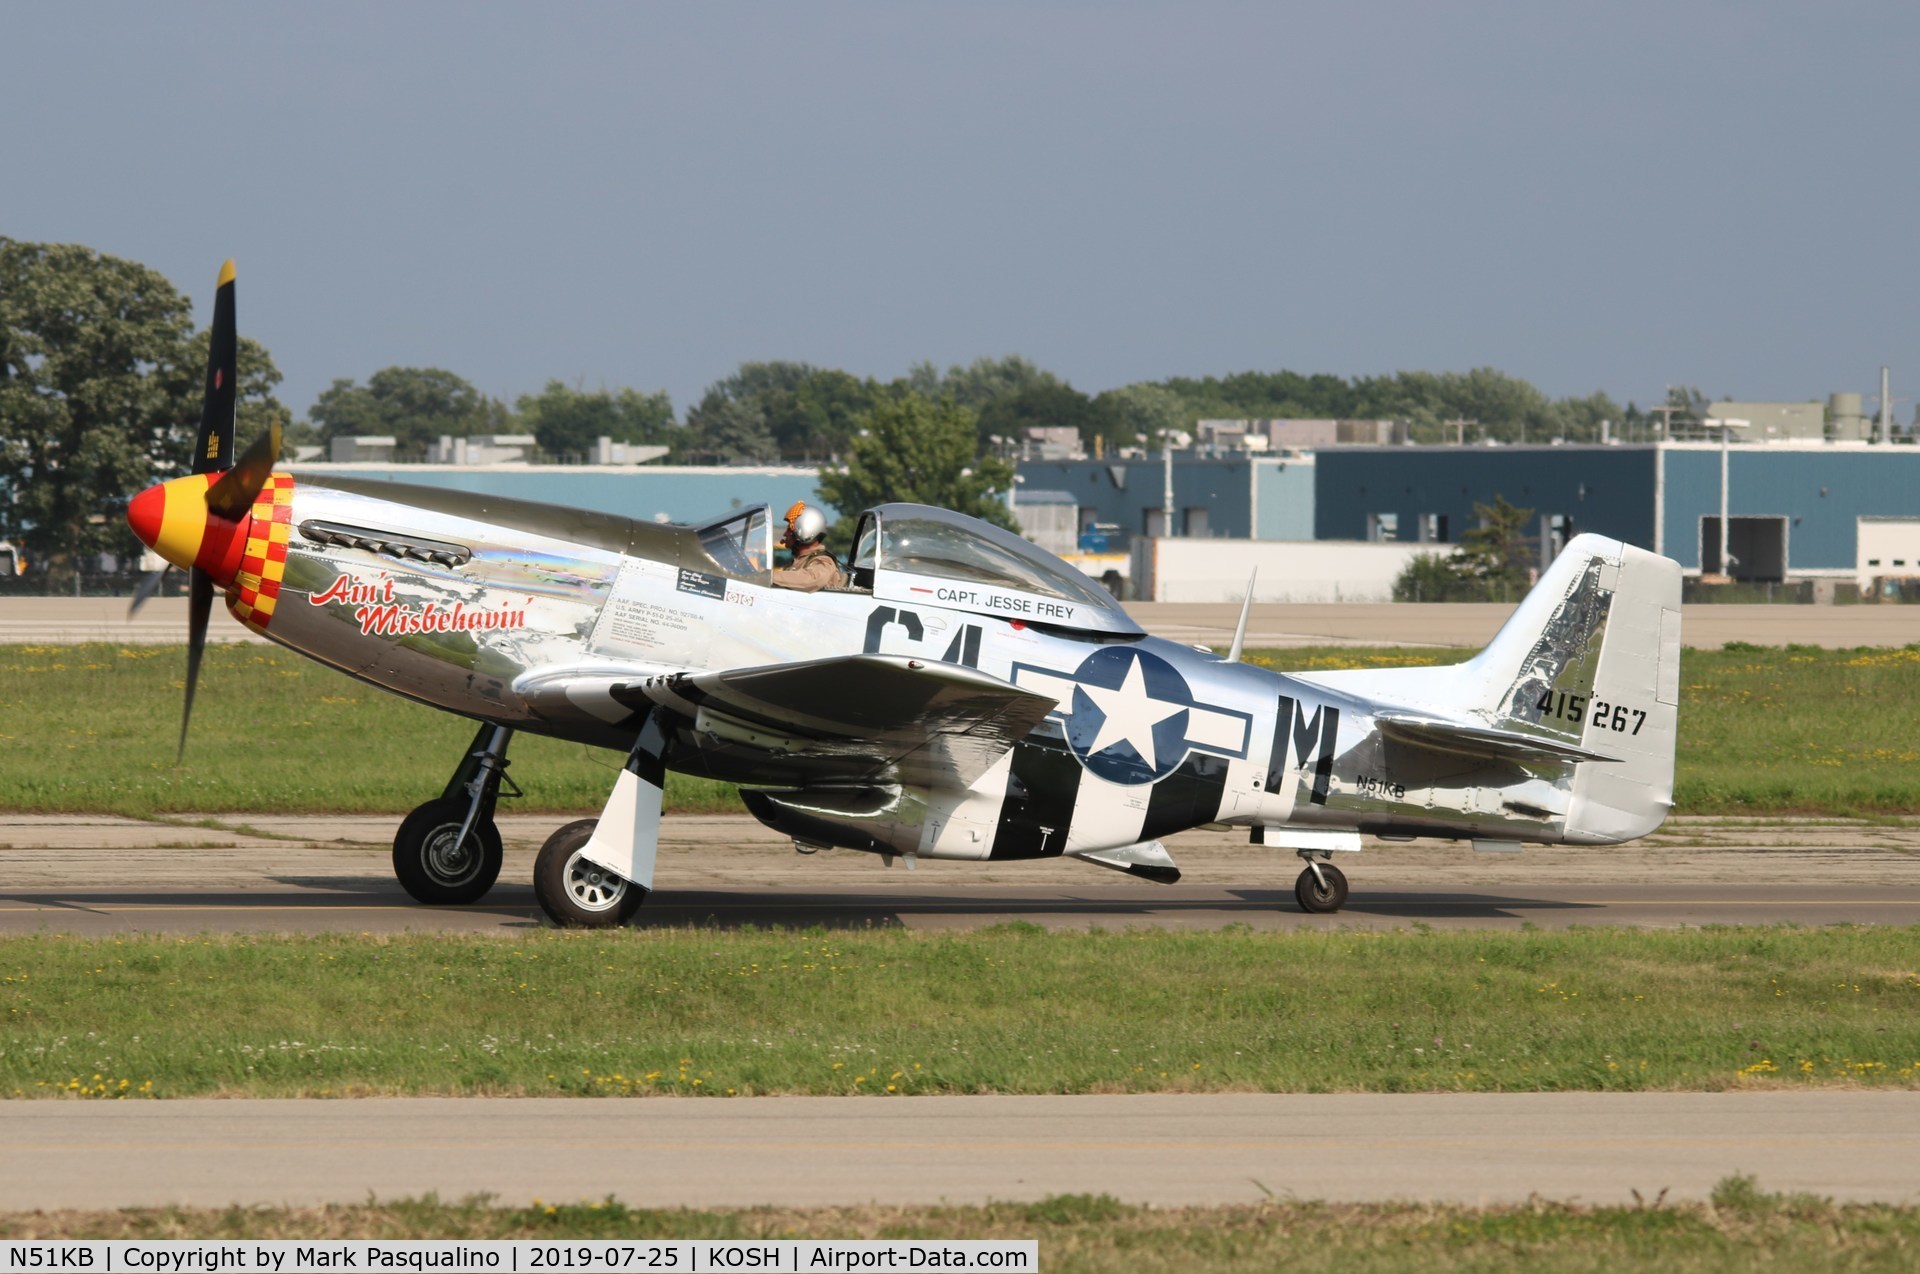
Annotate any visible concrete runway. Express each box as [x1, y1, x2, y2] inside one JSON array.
[[4, 813, 1919, 934], [6, 596, 1917, 649], [7, 880, 1920, 936], [5, 818, 1919, 1214], [4, 1093, 1918, 1209]]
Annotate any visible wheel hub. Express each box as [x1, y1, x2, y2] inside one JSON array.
[[565, 849, 627, 912], [424, 825, 480, 885]]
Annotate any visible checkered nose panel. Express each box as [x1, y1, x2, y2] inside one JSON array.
[[229, 473, 296, 634]]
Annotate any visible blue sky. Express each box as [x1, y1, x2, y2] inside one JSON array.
[[5, 2, 1916, 421]]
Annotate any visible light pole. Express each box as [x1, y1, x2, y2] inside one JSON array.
[[1703, 417, 1749, 575], [1162, 427, 1175, 538]]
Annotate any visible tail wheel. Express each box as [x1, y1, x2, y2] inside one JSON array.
[[534, 818, 647, 928], [1294, 862, 1348, 914], [392, 797, 504, 905]]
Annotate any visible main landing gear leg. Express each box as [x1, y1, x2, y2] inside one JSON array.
[[1293, 850, 1349, 915], [392, 722, 517, 905]]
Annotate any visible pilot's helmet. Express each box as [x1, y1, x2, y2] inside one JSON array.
[[784, 501, 828, 547]]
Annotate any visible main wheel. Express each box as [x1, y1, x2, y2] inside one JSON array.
[[392, 797, 504, 905], [1294, 862, 1349, 914], [533, 818, 647, 928]]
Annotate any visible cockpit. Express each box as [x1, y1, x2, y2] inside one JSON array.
[[691, 505, 773, 577], [849, 503, 1142, 636], [680, 501, 1140, 635]]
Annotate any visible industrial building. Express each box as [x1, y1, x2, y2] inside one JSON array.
[[1020, 442, 1920, 591], [1317, 442, 1920, 586], [290, 428, 1920, 597], [1015, 454, 1317, 541]]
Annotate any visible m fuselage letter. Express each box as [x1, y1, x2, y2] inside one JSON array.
[[1268, 694, 1339, 805]]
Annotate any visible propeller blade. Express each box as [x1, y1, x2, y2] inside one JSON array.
[[192, 260, 238, 476], [205, 421, 282, 522], [172, 259, 240, 762], [128, 564, 172, 618], [179, 565, 214, 762]]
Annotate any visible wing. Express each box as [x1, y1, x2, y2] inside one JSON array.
[[654, 653, 1058, 789], [520, 654, 1059, 790]]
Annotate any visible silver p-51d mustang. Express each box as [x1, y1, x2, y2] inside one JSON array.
[[129, 265, 1683, 926]]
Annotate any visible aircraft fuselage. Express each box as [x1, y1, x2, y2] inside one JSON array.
[[225, 473, 1581, 864]]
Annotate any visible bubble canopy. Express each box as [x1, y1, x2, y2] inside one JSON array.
[[854, 503, 1143, 636]]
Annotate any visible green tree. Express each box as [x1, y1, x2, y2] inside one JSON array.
[[1350, 368, 1556, 443], [974, 381, 1122, 453], [816, 393, 1017, 534], [0, 239, 285, 584], [515, 380, 675, 459], [1460, 494, 1537, 590], [1392, 552, 1477, 602], [1550, 390, 1623, 443], [907, 354, 1062, 410], [783, 368, 878, 459], [1095, 382, 1191, 453], [684, 362, 879, 461], [1156, 369, 1356, 423], [309, 367, 507, 455], [681, 394, 778, 464], [1665, 385, 1710, 436], [1390, 494, 1536, 602]]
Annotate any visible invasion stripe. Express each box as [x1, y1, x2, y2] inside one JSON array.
[[1141, 752, 1229, 842], [991, 737, 1081, 859]]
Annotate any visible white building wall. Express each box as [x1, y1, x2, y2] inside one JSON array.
[[1131, 539, 1434, 603], [1856, 517, 1920, 589]]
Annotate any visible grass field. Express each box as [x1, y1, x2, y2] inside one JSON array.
[[0, 642, 738, 815], [3, 641, 1919, 817], [4, 1182, 1919, 1271], [4, 926, 1915, 1098]]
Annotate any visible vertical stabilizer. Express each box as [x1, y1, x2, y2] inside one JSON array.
[[1456, 534, 1683, 842], [1299, 534, 1682, 843]]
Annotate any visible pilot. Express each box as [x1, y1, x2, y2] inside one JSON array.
[[771, 501, 845, 592]]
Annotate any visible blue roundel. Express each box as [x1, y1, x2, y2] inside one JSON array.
[[1063, 647, 1195, 785]]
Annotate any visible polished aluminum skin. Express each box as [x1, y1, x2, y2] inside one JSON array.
[[255, 476, 1683, 877]]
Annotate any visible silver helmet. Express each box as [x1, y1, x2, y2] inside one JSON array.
[[784, 501, 828, 546]]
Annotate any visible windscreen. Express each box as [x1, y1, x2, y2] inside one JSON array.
[[695, 505, 773, 578], [877, 507, 1126, 612]]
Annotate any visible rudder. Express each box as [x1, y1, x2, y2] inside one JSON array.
[[1299, 533, 1682, 844], [1457, 534, 1682, 842]]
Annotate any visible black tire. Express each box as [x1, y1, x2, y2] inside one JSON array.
[[391, 797, 504, 905], [1294, 862, 1349, 914], [533, 818, 647, 928]]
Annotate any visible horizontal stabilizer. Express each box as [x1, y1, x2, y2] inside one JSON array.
[[1374, 710, 1619, 766]]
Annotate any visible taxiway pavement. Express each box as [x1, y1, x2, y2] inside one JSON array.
[[3, 814, 1917, 934], [4, 1092, 1917, 1209], [5, 818, 1917, 1215]]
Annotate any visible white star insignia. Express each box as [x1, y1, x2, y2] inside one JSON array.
[[1079, 654, 1186, 769]]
